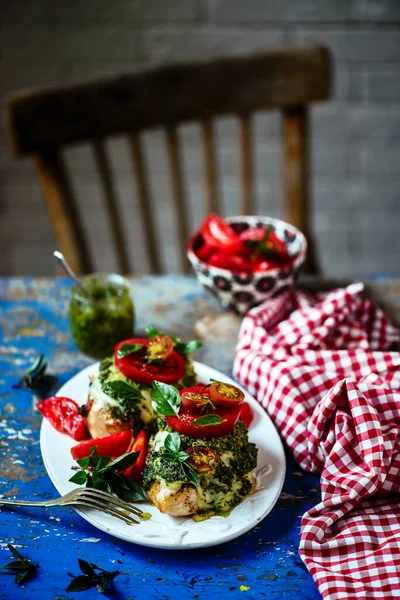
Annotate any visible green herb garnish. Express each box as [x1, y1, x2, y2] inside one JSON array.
[[190, 414, 226, 427], [69, 446, 145, 502], [162, 433, 199, 485], [3, 544, 39, 585], [67, 558, 119, 593], [145, 326, 202, 355], [150, 381, 181, 416], [16, 354, 57, 399], [116, 342, 143, 359], [102, 381, 142, 403]]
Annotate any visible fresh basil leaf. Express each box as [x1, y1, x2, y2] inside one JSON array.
[[67, 574, 94, 592], [92, 455, 111, 473], [164, 432, 181, 454], [4, 561, 27, 571], [69, 471, 88, 485], [104, 471, 145, 502], [174, 340, 202, 355], [190, 415, 226, 427], [76, 457, 90, 469], [150, 381, 181, 416], [7, 545, 25, 561], [182, 463, 199, 486], [177, 451, 189, 462], [78, 559, 95, 577], [108, 451, 140, 471], [162, 452, 178, 462], [117, 343, 143, 359], [103, 381, 141, 402], [146, 326, 163, 338], [15, 570, 32, 584]]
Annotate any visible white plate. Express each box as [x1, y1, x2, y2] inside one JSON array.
[[40, 361, 286, 550]]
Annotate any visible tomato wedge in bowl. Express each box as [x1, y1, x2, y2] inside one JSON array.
[[114, 337, 186, 385]]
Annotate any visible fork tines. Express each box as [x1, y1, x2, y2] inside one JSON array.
[[73, 488, 144, 525]]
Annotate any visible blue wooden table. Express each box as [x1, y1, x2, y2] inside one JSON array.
[[6, 275, 397, 600]]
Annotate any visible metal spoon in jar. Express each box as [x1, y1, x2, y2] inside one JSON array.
[[53, 251, 92, 298]]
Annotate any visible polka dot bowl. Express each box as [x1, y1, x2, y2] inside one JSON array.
[[187, 215, 307, 315]]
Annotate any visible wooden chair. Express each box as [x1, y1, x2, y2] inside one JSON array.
[[7, 44, 331, 275]]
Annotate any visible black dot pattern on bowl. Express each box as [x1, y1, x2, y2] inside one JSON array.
[[233, 291, 255, 304], [230, 222, 250, 234], [255, 276, 276, 293], [278, 264, 293, 279], [284, 229, 296, 244], [233, 273, 254, 285], [213, 275, 232, 292]]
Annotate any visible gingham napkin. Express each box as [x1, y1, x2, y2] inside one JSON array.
[[233, 282, 400, 600]]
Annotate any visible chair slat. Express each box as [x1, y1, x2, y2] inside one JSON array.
[[201, 120, 220, 214], [239, 115, 254, 214], [165, 127, 190, 273], [34, 150, 92, 274], [282, 106, 319, 274], [92, 140, 130, 274], [128, 133, 162, 274]]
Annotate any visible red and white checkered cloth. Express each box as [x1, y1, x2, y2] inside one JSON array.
[[233, 282, 400, 600]]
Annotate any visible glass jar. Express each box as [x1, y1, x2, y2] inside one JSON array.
[[69, 273, 135, 359]]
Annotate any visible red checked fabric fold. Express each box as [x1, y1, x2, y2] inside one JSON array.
[[233, 282, 400, 600]]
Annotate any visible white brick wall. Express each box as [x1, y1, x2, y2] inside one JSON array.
[[0, 0, 399, 277]]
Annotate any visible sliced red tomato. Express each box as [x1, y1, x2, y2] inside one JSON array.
[[199, 214, 243, 252], [186, 446, 220, 473], [180, 384, 213, 413], [207, 250, 253, 273], [123, 430, 148, 481], [70, 430, 133, 461], [209, 381, 245, 408], [166, 404, 241, 439], [239, 402, 254, 428], [37, 396, 89, 441], [114, 338, 186, 385]]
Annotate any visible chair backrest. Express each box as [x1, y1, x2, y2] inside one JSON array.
[[7, 45, 331, 275]]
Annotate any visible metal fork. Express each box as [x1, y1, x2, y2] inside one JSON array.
[[0, 488, 144, 526]]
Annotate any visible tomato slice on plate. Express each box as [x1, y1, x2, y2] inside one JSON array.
[[180, 384, 213, 413], [114, 338, 186, 385], [209, 381, 245, 408], [122, 430, 148, 481], [37, 396, 89, 441], [70, 430, 133, 461], [166, 404, 241, 439], [186, 446, 220, 473], [239, 401, 254, 428]]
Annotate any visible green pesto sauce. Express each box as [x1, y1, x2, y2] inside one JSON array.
[[142, 419, 258, 515], [69, 282, 134, 359]]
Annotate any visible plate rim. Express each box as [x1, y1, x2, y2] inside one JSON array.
[[40, 360, 286, 549]]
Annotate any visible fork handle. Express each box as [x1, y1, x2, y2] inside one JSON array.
[[0, 499, 60, 507]]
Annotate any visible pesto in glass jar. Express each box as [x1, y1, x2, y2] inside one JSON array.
[[69, 274, 134, 359]]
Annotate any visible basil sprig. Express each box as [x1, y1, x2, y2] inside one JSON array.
[[69, 446, 145, 502], [67, 558, 119, 593], [102, 381, 142, 403], [190, 414, 226, 427], [162, 433, 199, 485], [15, 354, 57, 399], [117, 342, 143, 359], [3, 544, 39, 585], [146, 326, 202, 355], [150, 381, 181, 416]]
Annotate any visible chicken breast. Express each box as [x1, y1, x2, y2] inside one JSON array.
[[84, 398, 130, 439], [148, 481, 199, 516]]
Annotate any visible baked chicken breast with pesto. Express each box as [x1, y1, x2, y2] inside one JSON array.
[[142, 380, 258, 518], [80, 330, 199, 439]]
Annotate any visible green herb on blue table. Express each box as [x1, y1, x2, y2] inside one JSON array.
[[3, 544, 39, 584], [67, 558, 119, 593], [15, 354, 57, 399], [69, 447, 145, 503]]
